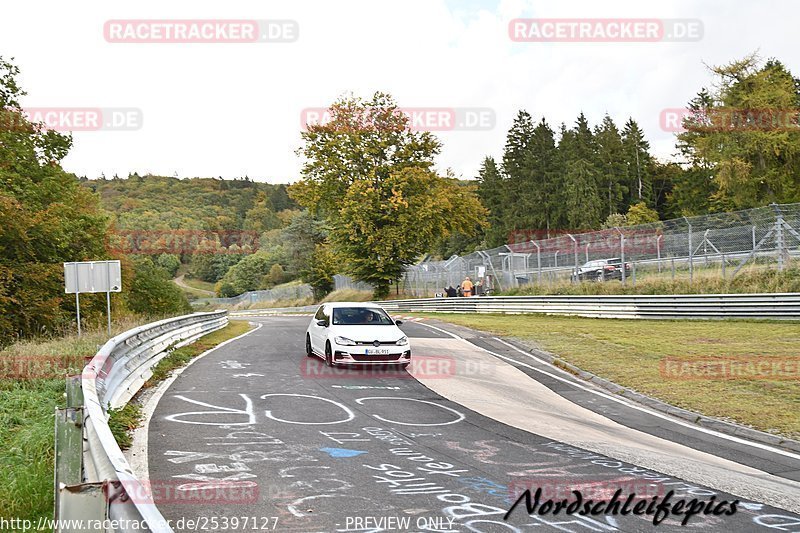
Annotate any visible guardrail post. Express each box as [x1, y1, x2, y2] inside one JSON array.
[[55, 375, 110, 532], [54, 406, 83, 507]]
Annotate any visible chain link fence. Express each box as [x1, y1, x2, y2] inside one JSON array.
[[402, 203, 800, 297], [191, 283, 313, 307]]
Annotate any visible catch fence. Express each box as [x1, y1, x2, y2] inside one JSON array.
[[402, 203, 800, 297]]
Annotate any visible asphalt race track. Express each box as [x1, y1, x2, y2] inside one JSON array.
[[147, 316, 800, 532]]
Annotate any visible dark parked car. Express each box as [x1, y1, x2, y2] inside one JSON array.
[[572, 258, 631, 282]]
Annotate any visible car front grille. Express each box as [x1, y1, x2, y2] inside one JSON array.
[[350, 353, 403, 362], [354, 340, 397, 345]]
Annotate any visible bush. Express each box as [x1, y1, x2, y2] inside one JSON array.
[[216, 281, 237, 298], [126, 258, 191, 315], [302, 245, 337, 300], [155, 253, 181, 278], [217, 252, 281, 295], [262, 264, 286, 287]]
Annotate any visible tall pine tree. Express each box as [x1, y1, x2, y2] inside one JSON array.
[[621, 118, 653, 206], [558, 115, 603, 229], [476, 157, 508, 247], [595, 115, 628, 217]]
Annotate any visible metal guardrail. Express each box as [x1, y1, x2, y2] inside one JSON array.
[[379, 293, 800, 320], [230, 305, 318, 317], [54, 311, 228, 533]]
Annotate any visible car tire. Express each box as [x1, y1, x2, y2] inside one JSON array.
[[325, 342, 335, 367], [306, 335, 314, 358]]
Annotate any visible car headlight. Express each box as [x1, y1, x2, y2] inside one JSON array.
[[395, 336, 408, 346], [334, 336, 356, 346]]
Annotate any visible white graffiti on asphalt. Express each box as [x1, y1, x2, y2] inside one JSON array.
[[165, 394, 255, 426]]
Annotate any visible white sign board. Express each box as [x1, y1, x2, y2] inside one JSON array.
[[64, 261, 122, 294]]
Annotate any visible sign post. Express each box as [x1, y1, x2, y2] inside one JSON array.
[[64, 261, 122, 337]]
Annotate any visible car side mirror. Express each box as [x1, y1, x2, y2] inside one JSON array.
[[316, 320, 327, 327], [395, 320, 403, 326]]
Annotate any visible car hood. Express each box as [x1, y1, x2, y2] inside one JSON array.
[[330, 325, 404, 342]]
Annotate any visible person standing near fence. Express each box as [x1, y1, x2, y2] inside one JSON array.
[[461, 276, 474, 297]]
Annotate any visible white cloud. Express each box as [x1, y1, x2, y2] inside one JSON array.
[[1, 0, 796, 182]]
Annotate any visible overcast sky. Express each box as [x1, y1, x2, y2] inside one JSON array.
[[1, 0, 796, 183]]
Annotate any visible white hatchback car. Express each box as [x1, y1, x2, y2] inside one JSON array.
[[305, 302, 411, 368]]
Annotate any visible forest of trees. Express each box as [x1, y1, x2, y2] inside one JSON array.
[[81, 175, 320, 298], [3, 51, 798, 342], [475, 54, 800, 249]]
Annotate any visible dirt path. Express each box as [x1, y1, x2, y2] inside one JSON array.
[[173, 274, 215, 296]]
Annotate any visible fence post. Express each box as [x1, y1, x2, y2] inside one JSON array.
[[775, 204, 785, 271], [684, 217, 693, 284], [568, 234, 578, 283], [657, 235, 663, 273], [614, 228, 626, 286], [721, 253, 726, 279], [531, 241, 541, 284]]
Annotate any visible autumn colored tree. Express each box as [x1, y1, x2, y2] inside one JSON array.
[[290, 93, 487, 298], [0, 57, 108, 343], [677, 54, 800, 210]]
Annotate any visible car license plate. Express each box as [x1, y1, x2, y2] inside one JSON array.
[[365, 348, 390, 355]]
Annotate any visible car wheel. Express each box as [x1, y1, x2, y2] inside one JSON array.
[[325, 342, 335, 367], [306, 335, 314, 358]]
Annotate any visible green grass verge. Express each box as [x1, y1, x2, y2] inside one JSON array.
[[501, 265, 800, 296], [0, 319, 252, 527], [145, 320, 252, 386], [108, 403, 142, 450], [415, 312, 800, 438]]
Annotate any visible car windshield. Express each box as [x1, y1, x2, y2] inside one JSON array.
[[332, 307, 394, 326]]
